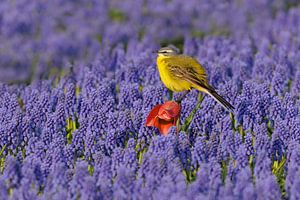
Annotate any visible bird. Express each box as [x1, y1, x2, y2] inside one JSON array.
[[155, 46, 234, 111]]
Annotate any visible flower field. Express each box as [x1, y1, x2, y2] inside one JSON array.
[[0, 0, 300, 199]]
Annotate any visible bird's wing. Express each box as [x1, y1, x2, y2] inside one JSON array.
[[166, 58, 235, 111], [167, 64, 215, 92]]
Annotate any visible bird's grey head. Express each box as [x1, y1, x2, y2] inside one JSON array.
[[157, 46, 179, 57]]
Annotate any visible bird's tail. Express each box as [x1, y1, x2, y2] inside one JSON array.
[[192, 82, 234, 112], [206, 89, 234, 112]]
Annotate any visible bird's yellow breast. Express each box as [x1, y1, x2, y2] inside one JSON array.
[[156, 56, 192, 92]]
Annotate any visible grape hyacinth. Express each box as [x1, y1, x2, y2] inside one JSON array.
[[0, 0, 300, 199]]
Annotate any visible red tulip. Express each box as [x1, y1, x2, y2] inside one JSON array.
[[145, 101, 180, 135]]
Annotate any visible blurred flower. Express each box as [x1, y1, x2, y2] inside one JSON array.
[[145, 101, 180, 135]]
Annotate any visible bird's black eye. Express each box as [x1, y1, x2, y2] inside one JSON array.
[[159, 51, 168, 53]]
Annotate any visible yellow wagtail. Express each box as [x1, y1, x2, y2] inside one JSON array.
[[155, 46, 234, 111]]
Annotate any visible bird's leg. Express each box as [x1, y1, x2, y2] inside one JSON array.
[[176, 90, 190, 104]]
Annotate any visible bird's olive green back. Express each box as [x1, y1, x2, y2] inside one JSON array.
[[162, 55, 207, 77]]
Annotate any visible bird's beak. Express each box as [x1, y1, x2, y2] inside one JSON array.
[[152, 50, 158, 54]]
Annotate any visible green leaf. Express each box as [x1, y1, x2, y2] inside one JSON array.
[[88, 165, 94, 176], [66, 118, 79, 144], [0, 144, 7, 173], [109, 9, 126, 22], [272, 157, 287, 198]]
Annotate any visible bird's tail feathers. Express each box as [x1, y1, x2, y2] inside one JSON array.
[[206, 89, 234, 112]]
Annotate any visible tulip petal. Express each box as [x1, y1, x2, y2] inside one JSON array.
[[159, 101, 180, 118], [145, 104, 161, 126], [156, 119, 175, 135], [158, 110, 173, 121]]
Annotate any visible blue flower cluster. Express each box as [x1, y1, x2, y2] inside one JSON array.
[[0, 0, 300, 199]]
